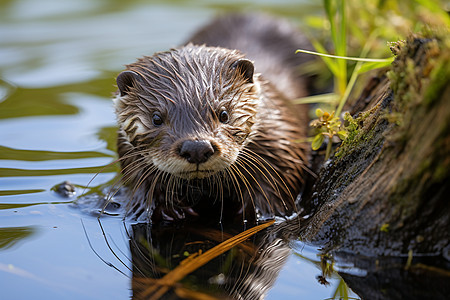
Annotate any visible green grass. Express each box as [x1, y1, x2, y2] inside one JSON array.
[[296, 0, 450, 160]]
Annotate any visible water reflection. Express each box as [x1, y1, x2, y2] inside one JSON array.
[[0, 226, 36, 250], [129, 220, 299, 299], [113, 211, 450, 300], [335, 253, 450, 300], [120, 217, 361, 300]]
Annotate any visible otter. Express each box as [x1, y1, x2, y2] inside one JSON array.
[[113, 14, 314, 223]]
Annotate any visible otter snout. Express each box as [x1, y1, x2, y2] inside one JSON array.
[[179, 140, 215, 164]]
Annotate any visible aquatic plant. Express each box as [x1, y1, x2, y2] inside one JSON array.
[[310, 108, 347, 153]]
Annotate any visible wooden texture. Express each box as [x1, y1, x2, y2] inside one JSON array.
[[302, 34, 450, 258]]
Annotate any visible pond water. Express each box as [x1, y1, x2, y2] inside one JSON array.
[[0, 0, 360, 299]]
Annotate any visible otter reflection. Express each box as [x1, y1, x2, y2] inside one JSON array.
[[129, 219, 302, 300]]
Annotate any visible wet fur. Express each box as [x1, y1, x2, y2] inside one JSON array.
[[113, 14, 311, 223]]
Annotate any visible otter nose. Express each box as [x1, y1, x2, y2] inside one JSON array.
[[179, 140, 214, 164]]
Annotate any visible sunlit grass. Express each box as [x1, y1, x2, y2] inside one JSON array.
[[296, 0, 450, 160]]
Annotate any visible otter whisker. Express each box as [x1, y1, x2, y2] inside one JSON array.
[[229, 163, 258, 220], [147, 169, 163, 214], [211, 171, 225, 222], [125, 165, 158, 216], [238, 150, 296, 214], [103, 154, 148, 202], [80, 147, 149, 218], [224, 166, 246, 222], [234, 158, 274, 217], [243, 149, 303, 218], [160, 170, 173, 208], [81, 146, 147, 197], [217, 172, 225, 209], [245, 149, 297, 204], [238, 151, 283, 200], [165, 173, 177, 210], [113, 155, 150, 194]]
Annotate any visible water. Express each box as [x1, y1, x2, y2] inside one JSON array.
[[0, 0, 359, 299]]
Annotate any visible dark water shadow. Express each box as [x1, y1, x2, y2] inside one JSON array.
[[334, 252, 450, 300], [128, 219, 301, 299], [118, 215, 450, 300]]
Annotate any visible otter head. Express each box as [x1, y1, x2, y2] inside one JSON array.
[[114, 45, 260, 180]]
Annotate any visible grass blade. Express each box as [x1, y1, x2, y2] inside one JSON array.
[[357, 59, 395, 74], [293, 93, 340, 104], [295, 49, 393, 63]]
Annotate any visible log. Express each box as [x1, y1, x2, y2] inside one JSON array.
[[301, 32, 450, 259]]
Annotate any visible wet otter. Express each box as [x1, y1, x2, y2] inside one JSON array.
[[114, 14, 314, 223]]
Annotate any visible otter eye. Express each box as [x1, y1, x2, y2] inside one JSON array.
[[219, 109, 229, 123], [152, 113, 163, 126]]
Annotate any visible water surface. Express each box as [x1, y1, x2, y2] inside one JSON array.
[[0, 0, 358, 299]]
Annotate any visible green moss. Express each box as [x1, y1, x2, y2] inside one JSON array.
[[380, 223, 390, 233], [334, 107, 379, 159], [340, 113, 358, 142], [388, 32, 448, 110], [423, 51, 450, 107], [383, 32, 450, 221], [433, 162, 449, 182]]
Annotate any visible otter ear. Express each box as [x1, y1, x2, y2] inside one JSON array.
[[231, 59, 254, 83], [116, 70, 141, 96]]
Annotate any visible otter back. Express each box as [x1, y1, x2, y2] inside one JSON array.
[[188, 13, 315, 100]]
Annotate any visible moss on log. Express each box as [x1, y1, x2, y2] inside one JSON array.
[[302, 32, 450, 258]]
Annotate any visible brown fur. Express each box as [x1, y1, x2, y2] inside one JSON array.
[[113, 14, 311, 223]]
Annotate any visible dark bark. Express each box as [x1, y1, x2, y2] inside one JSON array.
[[301, 33, 450, 259]]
